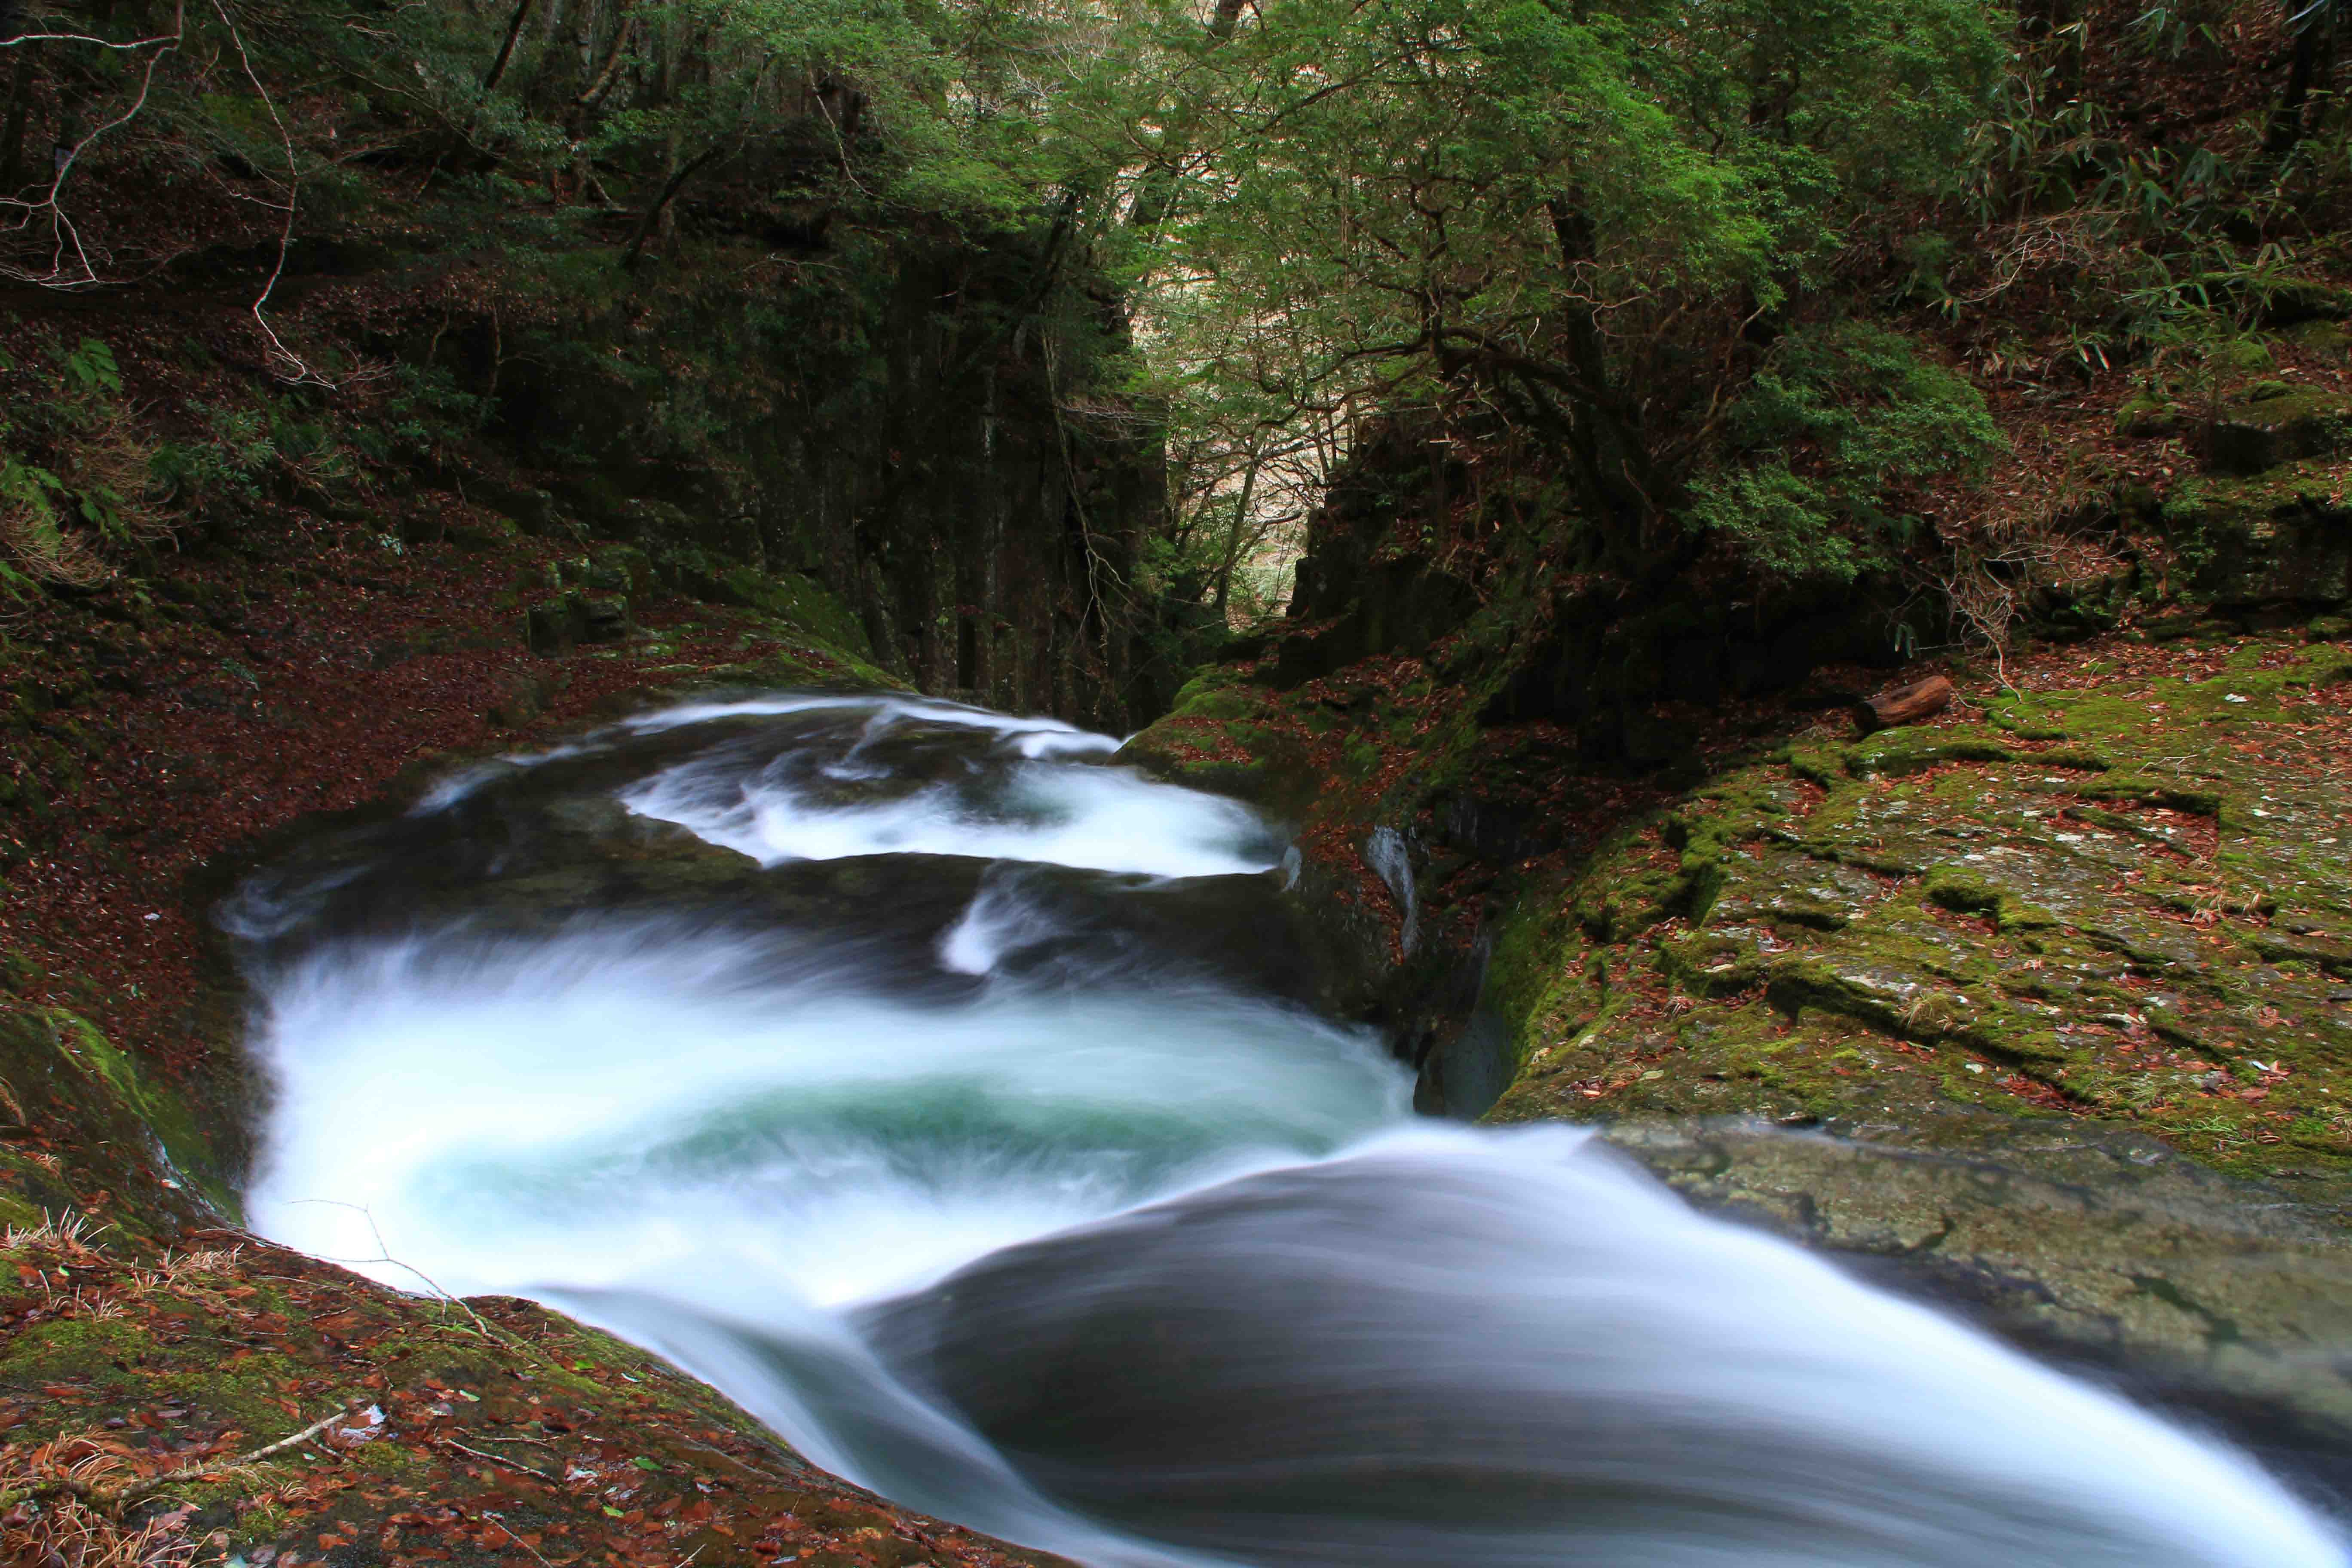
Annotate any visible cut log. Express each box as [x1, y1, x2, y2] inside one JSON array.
[[1851, 675, 1955, 734]]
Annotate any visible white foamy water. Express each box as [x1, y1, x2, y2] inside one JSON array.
[[240, 692, 2350, 1568], [624, 758, 1273, 877], [249, 925, 1402, 1307], [939, 867, 1076, 974]]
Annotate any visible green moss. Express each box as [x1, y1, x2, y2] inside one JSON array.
[[0, 1189, 43, 1230], [45, 1010, 236, 1216], [1165, 678, 1270, 724], [1923, 867, 2058, 934], [714, 566, 873, 659], [2076, 777, 2224, 815], [1844, 732, 2014, 776], [1442, 628, 2352, 1176]]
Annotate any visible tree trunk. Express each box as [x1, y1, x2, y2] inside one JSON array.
[[2263, 6, 2328, 157], [573, 6, 633, 106], [0, 56, 32, 197], [1211, 452, 1264, 617], [1543, 196, 1665, 548]]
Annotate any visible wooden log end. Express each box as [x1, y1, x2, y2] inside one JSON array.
[[1851, 674, 1956, 735]]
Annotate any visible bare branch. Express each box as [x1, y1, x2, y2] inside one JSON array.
[[0, 30, 179, 49], [0, 0, 184, 290], [210, 0, 333, 385]]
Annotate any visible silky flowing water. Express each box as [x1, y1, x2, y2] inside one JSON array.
[[235, 692, 2348, 1568]]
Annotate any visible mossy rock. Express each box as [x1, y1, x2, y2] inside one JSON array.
[[1456, 631, 2352, 1188], [1923, 866, 2058, 934], [586, 542, 655, 599], [2161, 463, 2352, 609], [2116, 394, 2184, 440], [1843, 731, 2014, 777], [0, 1009, 233, 1238], [2204, 386, 2352, 476], [710, 566, 871, 658]]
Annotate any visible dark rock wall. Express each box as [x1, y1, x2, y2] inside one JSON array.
[[1275, 423, 1922, 767], [448, 229, 1184, 730]]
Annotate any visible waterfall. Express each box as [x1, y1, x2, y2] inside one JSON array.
[[239, 692, 2348, 1568]]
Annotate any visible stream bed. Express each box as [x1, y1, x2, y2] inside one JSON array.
[[233, 692, 2348, 1567]]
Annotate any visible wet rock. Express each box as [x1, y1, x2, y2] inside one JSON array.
[[1607, 1116, 2352, 1466], [486, 668, 561, 728], [1363, 827, 1418, 956]]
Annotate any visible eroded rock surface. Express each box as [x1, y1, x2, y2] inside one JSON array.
[[1492, 637, 2352, 1193]]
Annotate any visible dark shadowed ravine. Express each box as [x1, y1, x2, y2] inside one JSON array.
[[227, 692, 2346, 1568]]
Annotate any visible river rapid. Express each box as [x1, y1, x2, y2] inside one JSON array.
[[234, 692, 2349, 1568]]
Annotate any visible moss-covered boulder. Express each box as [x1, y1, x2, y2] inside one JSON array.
[[2203, 385, 2352, 476], [2162, 465, 2352, 611]]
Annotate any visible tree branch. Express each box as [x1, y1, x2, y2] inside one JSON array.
[[572, 2, 634, 106], [481, 0, 538, 94], [621, 141, 723, 270]]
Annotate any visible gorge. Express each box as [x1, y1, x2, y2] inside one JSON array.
[[4, 0, 2352, 1557]]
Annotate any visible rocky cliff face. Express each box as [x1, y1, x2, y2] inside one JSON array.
[[464, 230, 1184, 730]]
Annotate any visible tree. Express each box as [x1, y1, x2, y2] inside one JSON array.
[[1119, 0, 2003, 573]]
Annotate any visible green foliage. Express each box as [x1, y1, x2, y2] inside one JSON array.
[[0, 459, 68, 598], [1684, 323, 2004, 582], [0, 335, 150, 590], [152, 402, 281, 507], [1101, 0, 2007, 584], [1942, 3, 2352, 383], [56, 340, 123, 399], [348, 366, 493, 467], [12, 0, 2334, 634]]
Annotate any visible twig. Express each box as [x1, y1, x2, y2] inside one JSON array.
[[0, 1407, 349, 1511], [282, 1199, 553, 1366], [0, 29, 179, 49], [441, 1436, 557, 1483], [0, 0, 184, 289], [112, 1408, 349, 1504], [1041, 332, 1129, 673], [483, 1509, 572, 1568]]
